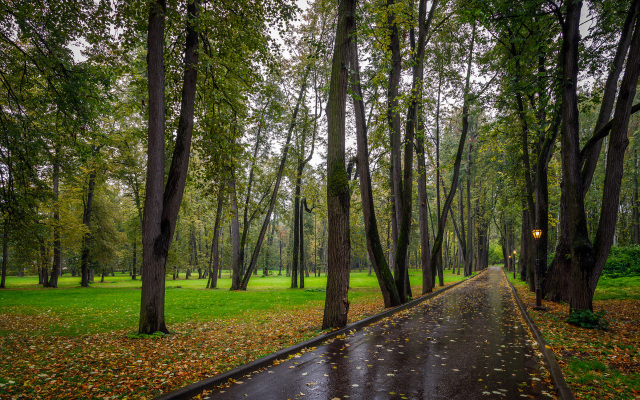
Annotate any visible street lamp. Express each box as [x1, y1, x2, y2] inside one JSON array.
[[532, 229, 546, 311], [512, 250, 517, 279]]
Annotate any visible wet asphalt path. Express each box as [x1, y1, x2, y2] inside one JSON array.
[[197, 267, 556, 400]]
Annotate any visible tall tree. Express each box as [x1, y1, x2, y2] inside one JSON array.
[[238, 68, 310, 290], [557, 0, 640, 311], [138, 0, 199, 334], [430, 19, 477, 275], [322, 0, 355, 330]]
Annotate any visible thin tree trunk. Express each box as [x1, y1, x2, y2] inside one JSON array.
[[229, 173, 242, 289], [81, 170, 96, 287], [431, 20, 475, 276], [322, 0, 355, 329], [465, 134, 473, 276], [208, 185, 224, 289], [1, 221, 7, 289], [299, 200, 305, 288], [291, 179, 301, 288], [239, 67, 310, 290], [634, 145, 640, 244], [132, 239, 137, 280], [386, 0, 403, 299], [47, 158, 61, 288]]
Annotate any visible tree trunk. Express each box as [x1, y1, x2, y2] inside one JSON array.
[[394, 0, 437, 301], [584, 11, 640, 308], [430, 21, 475, 281], [139, 0, 198, 335], [47, 158, 61, 288], [546, 0, 639, 308], [465, 133, 473, 276], [291, 181, 301, 288], [299, 201, 305, 288], [239, 68, 310, 290], [1, 221, 7, 289], [434, 74, 443, 285], [322, 0, 355, 330], [413, 0, 436, 293], [634, 144, 640, 244], [207, 185, 224, 289], [350, 32, 401, 307], [81, 170, 96, 287], [132, 239, 137, 280], [229, 173, 242, 289], [580, 0, 640, 194]]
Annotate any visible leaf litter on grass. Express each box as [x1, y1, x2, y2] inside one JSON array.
[[511, 281, 640, 400], [0, 294, 391, 399]]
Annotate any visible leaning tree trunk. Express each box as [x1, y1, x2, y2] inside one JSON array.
[[584, 12, 640, 309], [322, 0, 355, 330], [139, 0, 198, 335], [238, 68, 310, 290], [430, 20, 475, 279], [350, 32, 401, 307]]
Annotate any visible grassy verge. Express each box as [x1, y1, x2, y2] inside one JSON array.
[[0, 269, 469, 399], [507, 272, 640, 400]]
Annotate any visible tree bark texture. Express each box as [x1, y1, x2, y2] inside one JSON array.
[[139, 0, 198, 334], [322, 0, 355, 330]]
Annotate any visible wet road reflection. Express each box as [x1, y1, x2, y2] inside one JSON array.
[[196, 267, 556, 399]]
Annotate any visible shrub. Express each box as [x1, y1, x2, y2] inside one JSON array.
[[603, 246, 640, 278], [567, 309, 609, 330]]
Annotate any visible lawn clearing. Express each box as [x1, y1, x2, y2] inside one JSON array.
[[508, 274, 640, 400], [0, 270, 468, 399]]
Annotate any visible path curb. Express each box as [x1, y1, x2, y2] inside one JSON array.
[[504, 271, 575, 400], [155, 273, 482, 400]]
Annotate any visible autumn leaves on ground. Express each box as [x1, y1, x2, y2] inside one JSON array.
[[510, 276, 640, 400], [0, 272, 462, 400], [1, 271, 639, 400]]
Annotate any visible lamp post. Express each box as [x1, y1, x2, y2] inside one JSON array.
[[512, 250, 517, 279], [532, 228, 546, 310]]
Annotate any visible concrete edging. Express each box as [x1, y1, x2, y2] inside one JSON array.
[[155, 273, 481, 400], [504, 270, 575, 400]]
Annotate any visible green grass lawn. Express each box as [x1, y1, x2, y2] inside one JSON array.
[[594, 275, 640, 300], [0, 269, 468, 337]]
